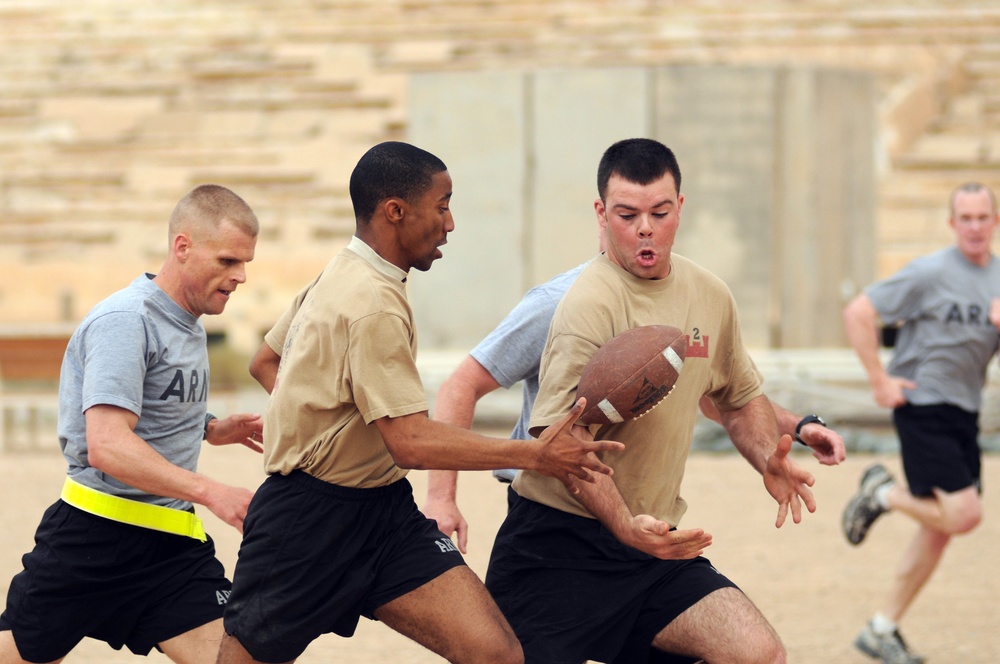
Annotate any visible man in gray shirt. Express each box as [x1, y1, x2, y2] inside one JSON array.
[[0, 185, 265, 664], [842, 182, 1000, 664]]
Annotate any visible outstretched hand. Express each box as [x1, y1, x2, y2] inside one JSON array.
[[205, 413, 264, 453], [764, 434, 816, 527], [624, 515, 713, 560], [536, 398, 625, 492]]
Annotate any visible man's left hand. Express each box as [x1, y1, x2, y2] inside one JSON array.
[[764, 434, 816, 527]]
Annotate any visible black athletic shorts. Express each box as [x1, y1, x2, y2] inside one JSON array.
[[485, 490, 737, 664], [223, 470, 466, 664], [894, 403, 982, 496], [0, 500, 231, 663]]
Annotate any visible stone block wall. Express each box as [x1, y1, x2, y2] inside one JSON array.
[[1, 0, 998, 356]]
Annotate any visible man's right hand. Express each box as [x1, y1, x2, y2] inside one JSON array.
[[872, 373, 916, 409], [205, 482, 255, 533], [622, 515, 712, 560], [535, 398, 624, 491]]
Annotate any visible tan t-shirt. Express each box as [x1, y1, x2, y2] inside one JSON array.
[[514, 252, 761, 525], [262, 238, 428, 488]]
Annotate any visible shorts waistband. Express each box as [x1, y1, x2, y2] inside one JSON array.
[[282, 469, 412, 501], [60, 476, 207, 542]]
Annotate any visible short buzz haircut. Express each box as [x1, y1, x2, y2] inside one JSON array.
[[950, 182, 997, 215], [349, 141, 448, 225], [168, 184, 259, 239], [597, 138, 682, 202]]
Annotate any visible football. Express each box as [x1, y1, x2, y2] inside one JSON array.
[[576, 325, 686, 425]]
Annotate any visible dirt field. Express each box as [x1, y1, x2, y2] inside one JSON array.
[[1, 444, 996, 663]]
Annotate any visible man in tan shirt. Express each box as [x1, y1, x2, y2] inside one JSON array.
[[218, 141, 622, 664], [486, 138, 817, 664]]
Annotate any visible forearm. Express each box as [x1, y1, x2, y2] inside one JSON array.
[[843, 295, 889, 386], [426, 470, 459, 502], [719, 394, 781, 474], [426, 356, 504, 495], [380, 415, 541, 471], [90, 431, 219, 505], [770, 402, 803, 438], [570, 471, 636, 538]]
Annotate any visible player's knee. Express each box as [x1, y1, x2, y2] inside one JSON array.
[[454, 633, 522, 664], [948, 505, 982, 534], [941, 493, 982, 535], [748, 637, 786, 664]]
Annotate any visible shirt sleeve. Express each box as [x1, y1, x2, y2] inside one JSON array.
[[79, 312, 151, 416], [470, 286, 560, 389], [866, 259, 931, 325], [348, 312, 428, 423]]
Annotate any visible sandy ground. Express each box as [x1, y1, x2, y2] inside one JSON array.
[[1, 443, 997, 663]]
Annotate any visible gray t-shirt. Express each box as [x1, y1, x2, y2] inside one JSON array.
[[471, 262, 588, 481], [58, 274, 210, 509], [867, 246, 1000, 412]]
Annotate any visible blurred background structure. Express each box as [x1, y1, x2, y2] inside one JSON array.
[[2, 1, 1000, 449]]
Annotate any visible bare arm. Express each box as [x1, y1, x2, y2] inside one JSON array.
[[718, 394, 816, 527], [86, 404, 254, 532], [770, 402, 845, 465], [564, 425, 711, 559], [375, 399, 623, 489], [700, 396, 845, 465], [423, 355, 503, 552], [249, 341, 282, 394], [843, 292, 914, 408]]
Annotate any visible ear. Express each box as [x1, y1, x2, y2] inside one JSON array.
[[594, 198, 608, 230], [173, 232, 193, 263], [384, 197, 407, 225]]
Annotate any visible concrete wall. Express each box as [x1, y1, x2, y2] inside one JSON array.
[[409, 65, 877, 351]]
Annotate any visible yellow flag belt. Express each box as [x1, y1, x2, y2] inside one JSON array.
[[61, 476, 207, 542]]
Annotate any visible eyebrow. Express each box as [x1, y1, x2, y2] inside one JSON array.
[[613, 198, 674, 211]]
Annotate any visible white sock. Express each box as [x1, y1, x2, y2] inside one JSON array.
[[875, 483, 893, 510], [871, 612, 897, 635]]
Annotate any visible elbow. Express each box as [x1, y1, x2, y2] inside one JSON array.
[[383, 440, 426, 470], [86, 436, 113, 474]]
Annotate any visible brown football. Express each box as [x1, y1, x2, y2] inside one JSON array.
[[576, 325, 686, 425]]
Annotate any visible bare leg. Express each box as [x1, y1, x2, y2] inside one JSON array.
[[158, 618, 230, 664], [215, 631, 294, 664], [886, 484, 981, 535], [650, 587, 785, 664], [882, 525, 950, 622], [878, 484, 981, 623], [374, 566, 522, 664]]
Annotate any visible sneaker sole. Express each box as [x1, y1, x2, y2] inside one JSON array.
[[842, 493, 872, 545], [854, 634, 880, 659]]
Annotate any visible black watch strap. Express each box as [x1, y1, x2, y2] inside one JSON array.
[[794, 414, 826, 445]]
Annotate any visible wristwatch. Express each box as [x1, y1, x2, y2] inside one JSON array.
[[794, 414, 826, 445]]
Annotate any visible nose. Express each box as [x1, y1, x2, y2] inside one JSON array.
[[232, 264, 247, 284], [637, 214, 654, 237]]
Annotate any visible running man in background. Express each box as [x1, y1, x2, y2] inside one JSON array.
[[841, 182, 1000, 664]]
